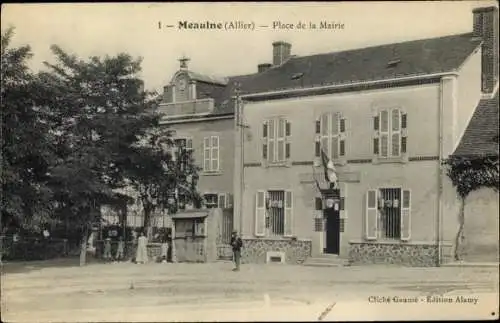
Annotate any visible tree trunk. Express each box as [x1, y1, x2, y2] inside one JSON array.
[[79, 225, 89, 266], [143, 204, 153, 240], [454, 196, 466, 261]]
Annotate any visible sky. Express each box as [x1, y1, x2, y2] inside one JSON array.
[[1, 1, 496, 93]]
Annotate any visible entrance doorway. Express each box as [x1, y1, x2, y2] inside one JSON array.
[[324, 207, 340, 254]]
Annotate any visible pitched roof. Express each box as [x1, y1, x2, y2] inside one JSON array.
[[170, 32, 481, 117], [235, 33, 480, 96], [453, 92, 499, 158]]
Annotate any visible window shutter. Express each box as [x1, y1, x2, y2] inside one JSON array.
[[255, 191, 266, 237], [203, 137, 210, 171], [218, 193, 226, 209], [186, 138, 193, 150], [380, 110, 389, 157], [401, 189, 411, 241], [391, 109, 401, 157], [340, 139, 345, 157], [373, 138, 379, 155], [365, 190, 378, 240], [263, 121, 268, 138], [332, 113, 339, 135], [373, 115, 379, 131], [211, 136, 219, 171], [315, 119, 321, 134], [285, 121, 291, 137], [315, 138, 321, 157], [285, 120, 291, 159], [284, 190, 293, 237], [401, 136, 407, 154], [263, 143, 268, 160], [315, 197, 323, 210], [268, 119, 275, 162], [340, 118, 346, 133], [227, 193, 233, 208], [285, 143, 290, 159], [401, 113, 407, 129]]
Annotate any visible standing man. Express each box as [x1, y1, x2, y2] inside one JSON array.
[[230, 230, 243, 271]]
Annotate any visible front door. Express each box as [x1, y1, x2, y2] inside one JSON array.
[[324, 207, 340, 254]]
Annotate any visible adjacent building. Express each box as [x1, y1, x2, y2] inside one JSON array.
[[233, 6, 499, 266]]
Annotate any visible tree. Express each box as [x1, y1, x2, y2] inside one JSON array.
[[124, 127, 201, 238], [443, 155, 499, 261], [40, 45, 200, 263], [1, 28, 55, 262]]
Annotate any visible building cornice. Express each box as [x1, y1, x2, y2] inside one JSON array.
[[238, 72, 459, 102]]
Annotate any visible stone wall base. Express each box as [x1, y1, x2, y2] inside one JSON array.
[[241, 238, 311, 264], [348, 242, 438, 267]]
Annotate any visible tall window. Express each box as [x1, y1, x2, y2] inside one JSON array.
[[255, 190, 293, 237], [315, 112, 346, 160], [373, 109, 407, 158], [262, 118, 291, 163], [173, 138, 193, 171], [365, 188, 411, 241], [203, 136, 219, 172]]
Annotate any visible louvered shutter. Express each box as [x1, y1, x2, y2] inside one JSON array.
[[218, 193, 226, 209], [203, 137, 210, 171], [285, 120, 291, 159], [262, 121, 268, 160], [284, 190, 293, 237], [339, 117, 346, 157], [391, 109, 401, 157], [268, 119, 275, 162], [315, 138, 321, 157], [331, 113, 339, 159], [211, 136, 219, 171], [379, 110, 389, 157], [365, 190, 378, 240], [255, 191, 266, 236], [401, 189, 411, 241]]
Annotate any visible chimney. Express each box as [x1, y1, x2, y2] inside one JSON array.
[[272, 41, 292, 66], [472, 6, 499, 94], [258, 63, 272, 73]]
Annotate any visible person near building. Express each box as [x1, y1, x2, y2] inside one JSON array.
[[135, 231, 148, 264], [230, 230, 243, 271], [115, 236, 125, 261], [103, 237, 112, 261]]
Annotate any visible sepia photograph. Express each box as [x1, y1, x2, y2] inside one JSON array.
[[1, 1, 499, 322]]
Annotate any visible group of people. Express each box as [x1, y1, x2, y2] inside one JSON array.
[[102, 232, 171, 264], [101, 229, 243, 271]]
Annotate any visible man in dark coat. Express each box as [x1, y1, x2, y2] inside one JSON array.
[[230, 230, 243, 271]]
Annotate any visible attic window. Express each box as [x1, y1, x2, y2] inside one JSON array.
[[387, 59, 401, 68], [291, 73, 304, 80]]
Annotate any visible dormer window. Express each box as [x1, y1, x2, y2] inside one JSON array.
[[387, 59, 401, 68]]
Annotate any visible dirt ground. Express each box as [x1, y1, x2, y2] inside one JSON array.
[[1, 259, 498, 322]]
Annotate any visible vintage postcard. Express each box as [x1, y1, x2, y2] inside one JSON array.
[[1, 1, 499, 322]]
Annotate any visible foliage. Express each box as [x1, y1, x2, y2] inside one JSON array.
[[1, 28, 200, 262], [1, 27, 55, 231], [443, 155, 499, 198], [443, 154, 499, 261]]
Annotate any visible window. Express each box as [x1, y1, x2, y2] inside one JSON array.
[[364, 188, 411, 241], [255, 190, 293, 237], [203, 193, 218, 208], [203, 136, 219, 172], [173, 138, 193, 171], [373, 109, 407, 158], [315, 112, 346, 160], [218, 193, 233, 209], [262, 118, 291, 163]]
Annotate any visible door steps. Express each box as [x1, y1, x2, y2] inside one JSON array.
[[302, 254, 349, 267]]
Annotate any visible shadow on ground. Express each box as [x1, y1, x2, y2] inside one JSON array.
[[1, 256, 108, 275]]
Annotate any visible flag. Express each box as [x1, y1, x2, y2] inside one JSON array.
[[320, 148, 338, 189]]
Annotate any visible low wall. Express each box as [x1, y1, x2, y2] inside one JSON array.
[[348, 241, 438, 267], [241, 238, 311, 264]]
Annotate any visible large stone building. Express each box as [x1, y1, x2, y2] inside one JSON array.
[[232, 6, 499, 266]]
